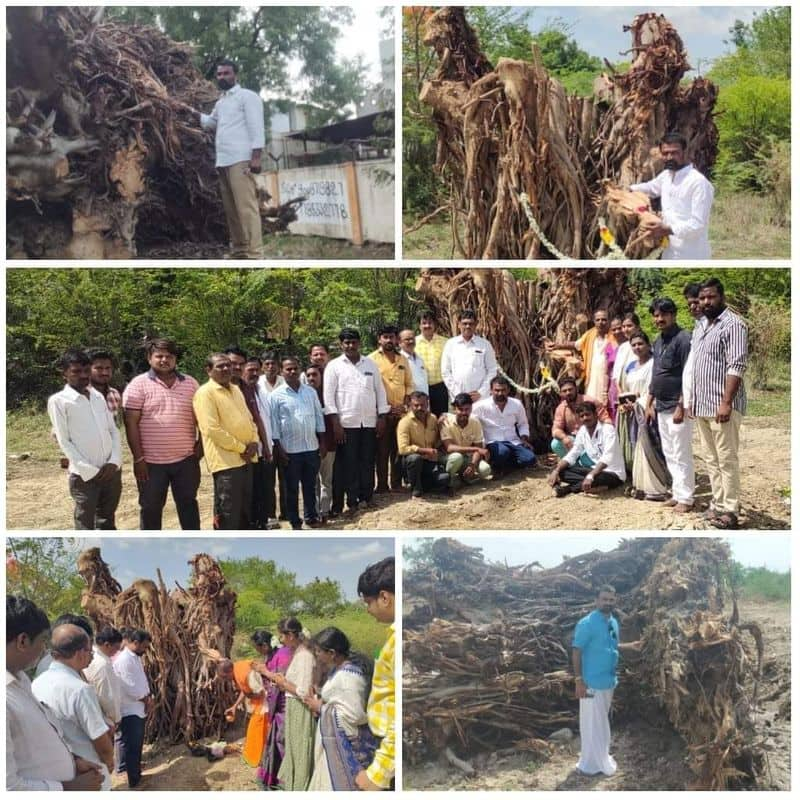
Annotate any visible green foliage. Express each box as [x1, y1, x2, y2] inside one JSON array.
[[532, 25, 601, 77], [729, 562, 790, 602], [6, 538, 85, 622], [465, 7, 534, 64], [7, 268, 419, 409], [107, 6, 365, 126], [402, 538, 437, 570]]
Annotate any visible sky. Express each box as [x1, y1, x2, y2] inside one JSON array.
[[518, 5, 773, 74], [61, 537, 394, 600], [409, 534, 791, 572]]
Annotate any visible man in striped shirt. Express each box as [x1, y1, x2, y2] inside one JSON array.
[[122, 339, 201, 530], [269, 356, 326, 530], [690, 278, 748, 529]]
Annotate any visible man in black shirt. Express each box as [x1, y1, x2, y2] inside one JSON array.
[[645, 297, 694, 513]]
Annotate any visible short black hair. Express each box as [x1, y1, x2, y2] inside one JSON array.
[[575, 400, 598, 416], [378, 324, 399, 337], [57, 348, 90, 370], [305, 364, 322, 376], [216, 58, 239, 73], [419, 310, 436, 323], [6, 595, 50, 644], [648, 297, 678, 315], [453, 392, 473, 407], [281, 355, 300, 367], [339, 328, 360, 342], [96, 625, 123, 646], [683, 282, 702, 299], [145, 338, 179, 357], [246, 355, 262, 366], [459, 309, 477, 322], [52, 613, 93, 638], [660, 131, 687, 150], [490, 375, 510, 389], [699, 277, 725, 296], [119, 627, 134, 640], [558, 376, 578, 389], [409, 390, 429, 402], [223, 345, 247, 360], [129, 629, 152, 644], [309, 343, 329, 353], [205, 352, 229, 369], [629, 329, 651, 347], [357, 557, 395, 598], [86, 348, 115, 365]]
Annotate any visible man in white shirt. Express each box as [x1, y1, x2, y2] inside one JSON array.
[[323, 327, 390, 516], [472, 376, 536, 473], [398, 329, 429, 395], [35, 612, 94, 678], [548, 401, 625, 496], [33, 625, 115, 790], [184, 59, 265, 259], [6, 595, 103, 791], [441, 309, 499, 403], [47, 349, 122, 530], [629, 132, 714, 260], [83, 626, 123, 730], [113, 630, 153, 788]]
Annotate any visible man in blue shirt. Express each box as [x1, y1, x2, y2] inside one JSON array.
[[270, 356, 326, 530], [571, 585, 640, 777]]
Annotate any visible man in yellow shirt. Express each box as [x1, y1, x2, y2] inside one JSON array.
[[440, 392, 493, 485], [415, 311, 450, 415], [356, 557, 395, 791], [369, 325, 413, 495], [193, 353, 259, 529], [397, 392, 450, 499]]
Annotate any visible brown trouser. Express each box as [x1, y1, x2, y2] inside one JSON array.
[[375, 415, 402, 492], [217, 161, 263, 259]]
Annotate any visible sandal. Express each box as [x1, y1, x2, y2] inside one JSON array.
[[709, 512, 738, 530]]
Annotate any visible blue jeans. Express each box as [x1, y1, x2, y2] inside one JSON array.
[[284, 450, 321, 528], [488, 441, 536, 469]]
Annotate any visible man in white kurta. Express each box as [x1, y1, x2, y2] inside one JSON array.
[[572, 587, 640, 777], [441, 310, 498, 403], [83, 627, 123, 729], [630, 133, 714, 259]]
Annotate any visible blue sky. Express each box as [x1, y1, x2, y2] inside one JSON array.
[[65, 537, 394, 600], [410, 534, 790, 572], [519, 6, 774, 74]]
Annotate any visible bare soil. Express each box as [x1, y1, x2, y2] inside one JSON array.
[[404, 600, 790, 791], [6, 414, 789, 530]]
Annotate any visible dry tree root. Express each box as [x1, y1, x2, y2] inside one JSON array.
[[404, 538, 767, 789], [79, 548, 237, 743], [419, 8, 718, 259]]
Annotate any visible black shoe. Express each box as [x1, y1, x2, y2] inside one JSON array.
[[554, 484, 571, 498]]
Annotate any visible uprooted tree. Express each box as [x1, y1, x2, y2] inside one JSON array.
[[415, 267, 636, 448], [418, 8, 718, 258], [404, 538, 769, 790], [78, 547, 236, 743], [6, 7, 302, 259]]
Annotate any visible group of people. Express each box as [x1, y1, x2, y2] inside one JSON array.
[[224, 557, 395, 791], [545, 277, 748, 529], [5, 556, 395, 792], [7, 601, 154, 790]]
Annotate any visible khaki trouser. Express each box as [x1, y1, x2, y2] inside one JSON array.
[[217, 161, 263, 259], [695, 410, 742, 514]]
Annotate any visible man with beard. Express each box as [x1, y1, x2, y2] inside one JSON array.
[[441, 309, 498, 404], [630, 132, 714, 259], [572, 586, 640, 777], [396, 392, 450, 499], [87, 348, 122, 421], [182, 59, 265, 259], [48, 349, 122, 529], [123, 338, 201, 530], [690, 278, 748, 529], [439, 392, 493, 486], [369, 325, 413, 495], [112, 630, 152, 789], [551, 377, 609, 463]]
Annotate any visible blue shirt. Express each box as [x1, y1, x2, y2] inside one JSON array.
[[269, 383, 325, 454], [572, 609, 619, 690]]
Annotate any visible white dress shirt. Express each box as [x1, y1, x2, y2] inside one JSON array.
[[6, 669, 76, 791], [630, 164, 714, 259], [471, 396, 529, 445], [258, 374, 285, 395], [47, 384, 122, 481], [565, 422, 626, 481], [323, 354, 390, 429], [254, 384, 274, 457], [441, 334, 498, 401], [400, 349, 429, 394], [113, 648, 150, 718], [32, 661, 112, 790], [84, 646, 122, 725], [200, 83, 266, 168]]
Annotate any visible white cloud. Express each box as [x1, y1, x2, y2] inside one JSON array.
[[319, 540, 384, 564]]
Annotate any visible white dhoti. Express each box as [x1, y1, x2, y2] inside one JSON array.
[[576, 688, 617, 776]]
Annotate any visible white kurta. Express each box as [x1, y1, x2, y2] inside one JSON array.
[[577, 688, 617, 776]]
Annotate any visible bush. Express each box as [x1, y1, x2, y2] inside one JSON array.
[[746, 300, 790, 390]]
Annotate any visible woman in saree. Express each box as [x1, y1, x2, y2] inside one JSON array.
[[225, 631, 274, 769], [254, 619, 297, 788], [616, 330, 670, 500], [611, 312, 640, 399], [604, 316, 628, 422], [304, 627, 376, 792]]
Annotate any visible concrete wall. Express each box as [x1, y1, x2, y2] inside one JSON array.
[[268, 158, 394, 243]]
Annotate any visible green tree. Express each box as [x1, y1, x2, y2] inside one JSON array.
[[6, 538, 84, 621], [299, 578, 346, 617], [466, 7, 535, 64], [108, 6, 366, 126]]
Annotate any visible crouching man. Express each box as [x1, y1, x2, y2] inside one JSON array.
[[396, 392, 450, 500]]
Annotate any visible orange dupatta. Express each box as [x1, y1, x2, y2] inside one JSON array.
[[233, 660, 269, 767]]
